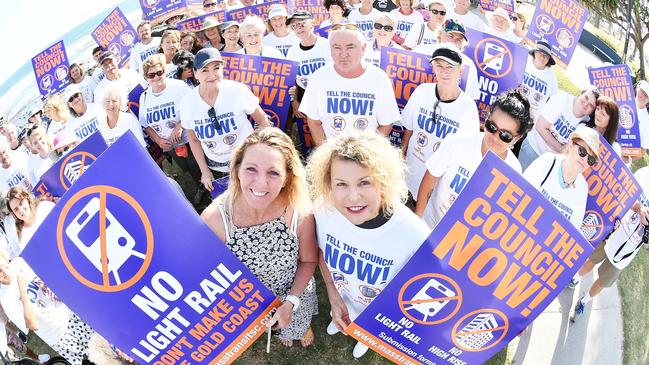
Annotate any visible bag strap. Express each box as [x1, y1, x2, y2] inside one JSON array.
[[612, 223, 645, 263], [290, 208, 299, 235], [216, 203, 232, 241], [417, 23, 426, 46], [540, 157, 556, 187]]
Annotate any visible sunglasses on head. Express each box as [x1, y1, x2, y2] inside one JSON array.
[[68, 93, 81, 103], [331, 23, 359, 31], [373, 23, 394, 32], [146, 70, 164, 79], [204, 2, 217, 7], [430, 9, 446, 16], [573, 142, 597, 166], [208, 107, 221, 131], [485, 119, 516, 143]]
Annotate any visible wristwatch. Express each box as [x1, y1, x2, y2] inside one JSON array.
[[284, 294, 300, 312]]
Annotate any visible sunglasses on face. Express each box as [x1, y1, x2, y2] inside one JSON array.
[[208, 107, 221, 131], [373, 23, 394, 32], [485, 119, 516, 143], [430, 9, 446, 16], [510, 15, 519, 21], [204, 2, 217, 7], [574, 142, 597, 166], [57, 145, 73, 158], [290, 21, 306, 30], [68, 93, 81, 103], [146, 70, 164, 79]]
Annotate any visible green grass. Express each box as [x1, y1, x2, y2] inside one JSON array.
[[553, 66, 581, 96]]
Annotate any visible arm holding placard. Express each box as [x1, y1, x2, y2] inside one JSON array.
[[319, 250, 351, 334], [187, 129, 215, 192], [535, 115, 565, 153], [250, 106, 272, 128]]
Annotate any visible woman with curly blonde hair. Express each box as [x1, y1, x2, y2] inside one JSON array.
[[43, 94, 70, 137], [201, 127, 318, 348], [307, 132, 429, 359]]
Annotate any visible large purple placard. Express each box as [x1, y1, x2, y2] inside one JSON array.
[[92, 7, 139, 67], [31, 41, 70, 98], [139, 0, 187, 21]]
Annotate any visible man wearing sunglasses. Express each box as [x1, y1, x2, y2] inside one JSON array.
[[180, 48, 271, 194], [299, 24, 399, 146], [129, 22, 161, 75], [519, 87, 599, 170], [415, 90, 531, 228], [401, 45, 479, 203]]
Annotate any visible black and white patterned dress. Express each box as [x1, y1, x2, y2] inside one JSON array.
[[218, 205, 318, 341]]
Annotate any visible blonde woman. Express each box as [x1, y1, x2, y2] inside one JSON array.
[[43, 94, 70, 137], [363, 12, 402, 67], [159, 29, 182, 78], [201, 128, 318, 347], [307, 132, 429, 358]]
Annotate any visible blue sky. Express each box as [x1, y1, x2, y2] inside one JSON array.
[[0, 0, 124, 86]]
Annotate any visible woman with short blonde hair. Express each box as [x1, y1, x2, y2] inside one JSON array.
[[237, 15, 284, 58], [43, 95, 69, 136]]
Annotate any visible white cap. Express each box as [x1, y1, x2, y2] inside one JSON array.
[[268, 4, 288, 19], [638, 80, 649, 98]]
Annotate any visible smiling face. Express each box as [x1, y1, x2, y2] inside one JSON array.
[[237, 143, 287, 210], [69, 65, 82, 82], [161, 35, 180, 56], [195, 60, 224, 87], [223, 26, 240, 44], [330, 158, 382, 225], [102, 92, 122, 117], [490, 14, 510, 32], [567, 138, 596, 172], [574, 90, 597, 117], [138, 23, 152, 43], [101, 58, 119, 80], [594, 103, 610, 131], [9, 197, 32, 223], [532, 50, 551, 69], [328, 4, 344, 22], [241, 28, 263, 54], [431, 58, 461, 88], [269, 16, 287, 33], [29, 132, 50, 156], [181, 35, 195, 51]]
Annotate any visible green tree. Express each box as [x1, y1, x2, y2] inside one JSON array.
[[581, 0, 648, 80]]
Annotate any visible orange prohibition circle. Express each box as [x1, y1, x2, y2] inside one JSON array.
[[263, 108, 281, 128], [451, 308, 508, 352], [398, 273, 462, 325], [473, 37, 513, 79], [56, 185, 154, 292], [59, 151, 97, 190]]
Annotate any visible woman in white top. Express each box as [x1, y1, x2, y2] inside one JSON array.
[[263, 4, 299, 57], [97, 85, 147, 148], [363, 13, 402, 67], [308, 132, 429, 358], [67, 63, 95, 103], [523, 126, 600, 229], [26, 126, 55, 184], [43, 95, 69, 137], [199, 17, 223, 49], [517, 40, 558, 121], [389, 0, 424, 45], [220, 21, 243, 53], [237, 16, 284, 59], [416, 91, 532, 228], [65, 83, 104, 143], [158, 30, 181, 79], [347, 0, 380, 41], [403, 0, 445, 50]]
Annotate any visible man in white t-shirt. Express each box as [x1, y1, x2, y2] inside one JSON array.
[[93, 51, 146, 108], [299, 25, 400, 146], [446, 0, 488, 32], [634, 80, 649, 156], [90, 46, 106, 88], [129, 21, 161, 75], [485, 7, 521, 43], [180, 48, 271, 192], [0, 137, 32, 194], [519, 87, 599, 170], [518, 40, 558, 121], [348, 0, 380, 41], [401, 45, 479, 200]]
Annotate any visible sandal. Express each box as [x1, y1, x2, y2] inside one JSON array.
[[300, 327, 315, 347], [280, 339, 294, 348]]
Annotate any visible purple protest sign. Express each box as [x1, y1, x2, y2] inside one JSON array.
[[315, 24, 332, 38], [139, 0, 187, 21], [225, 0, 285, 22], [177, 10, 226, 31], [348, 152, 594, 364], [588, 64, 642, 157], [221, 53, 297, 130], [295, 118, 314, 156], [127, 84, 146, 118], [22, 132, 280, 365], [580, 135, 642, 244], [91, 8, 139, 68], [210, 175, 230, 199], [31, 41, 70, 98], [525, 0, 588, 68], [479, 0, 515, 13], [464, 29, 527, 124], [32, 131, 108, 200], [287, 0, 327, 26]]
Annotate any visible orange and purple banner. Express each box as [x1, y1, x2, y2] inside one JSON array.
[[92, 7, 139, 67], [139, 0, 187, 21], [479, 0, 515, 13], [287, 0, 327, 26], [225, 0, 286, 22], [177, 10, 227, 31], [349, 152, 594, 364], [31, 41, 70, 98]]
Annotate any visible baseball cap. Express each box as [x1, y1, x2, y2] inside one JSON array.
[[64, 84, 81, 103], [52, 130, 77, 150], [431, 45, 463, 66], [442, 19, 468, 42], [194, 48, 224, 70], [286, 10, 313, 25], [268, 4, 288, 19], [486, 7, 514, 29], [97, 51, 116, 65]]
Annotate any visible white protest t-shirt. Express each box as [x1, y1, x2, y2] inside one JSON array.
[[412, 43, 481, 100], [403, 22, 439, 50], [603, 167, 649, 269], [235, 47, 285, 59], [66, 103, 105, 142], [526, 91, 589, 155], [97, 112, 147, 148], [348, 8, 381, 41], [299, 63, 400, 138], [46, 120, 67, 138], [0, 257, 70, 347], [520, 54, 558, 120], [0, 152, 32, 193], [363, 42, 403, 67], [27, 154, 54, 187], [263, 31, 299, 57], [390, 9, 424, 40], [523, 153, 587, 229], [165, 62, 178, 80], [73, 76, 96, 104], [402, 83, 480, 198], [91, 67, 105, 86], [315, 203, 429, 320], [129, 38, 162, 74], [637, 106, 649, 149], [446, 8, 488, 32], [285, 36, 332, 89], [139, 79, 191, 151], [93, 69, 145, 105], [423, 133, 522, 228], [180, 80, 258, 172]]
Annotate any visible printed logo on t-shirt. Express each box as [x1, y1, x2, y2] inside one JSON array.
[[354, 118, 369, 130], [74, 118, 99, 140], [139, 47, 158, 62], [6, 170, 30, 190], [145, 102, 177, 126], [332, 116, 346, 131], [550, 115, 576, 144], [396, 21, 415, 35], [193, 111, 237, 140], [450, 166, 470, 194], [326, 91, 376, 118], [276, 45, 292, 57], [297, 58, 327, 79], [416, 107, 459, 139], [541, 188, 574, 220]]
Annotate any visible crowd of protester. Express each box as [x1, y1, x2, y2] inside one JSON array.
[[0, 0, 648, 363]]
